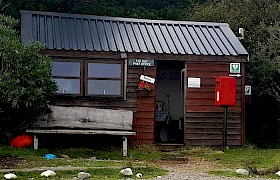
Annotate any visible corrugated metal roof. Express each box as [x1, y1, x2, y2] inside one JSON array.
[[21, 10, 248, 56]]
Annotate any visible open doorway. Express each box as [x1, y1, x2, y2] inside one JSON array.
[[155, 61, 185, 144]]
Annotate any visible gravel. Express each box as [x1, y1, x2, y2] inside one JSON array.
[[149, 160, 273, 180]]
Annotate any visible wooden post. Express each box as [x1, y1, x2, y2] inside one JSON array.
[[222, 107, 228, 152], [122, 136, 128, 156], [34, 134, 39, 150]]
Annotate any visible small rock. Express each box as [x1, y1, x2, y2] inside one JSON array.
[[136, 173, 142, 178], [40, 170, 56, 177], [157, 176, 162, 179], [61, 154, 70, 158], [236, 168, 249, 176], [275, 171, 280, 176], [4, 173, 17, 179], [78, 172, 91, 179], [120, 168, 133, 176], [90, 157, 97, 161]]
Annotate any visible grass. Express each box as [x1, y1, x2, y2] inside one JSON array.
[[178, 146, 280, 178], [2, 145, 280, 179], [0, 145, 166, 179]]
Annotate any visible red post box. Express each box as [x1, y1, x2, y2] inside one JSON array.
[[215, 76, 236, 107]]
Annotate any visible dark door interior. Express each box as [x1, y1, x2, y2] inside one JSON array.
[[155, 61, 185, 144]]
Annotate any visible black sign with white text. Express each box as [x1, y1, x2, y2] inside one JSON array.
[[128, 59, 155, 67]]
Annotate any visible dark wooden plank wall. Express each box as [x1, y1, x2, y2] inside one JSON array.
[[185, 62, 245, 146]]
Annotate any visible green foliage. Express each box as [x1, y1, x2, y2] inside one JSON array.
[[246, 23, 280, 145], [0, 15, 57, 142], [3, 0, 206, 20]]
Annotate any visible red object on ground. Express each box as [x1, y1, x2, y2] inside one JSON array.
[[10, 135, 33, 148]]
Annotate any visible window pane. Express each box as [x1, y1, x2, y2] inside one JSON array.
[[88, 63, 121, 78], [52, 62, 80, 77], [53, 78, 80, 94], [88, 80, 121, 95]]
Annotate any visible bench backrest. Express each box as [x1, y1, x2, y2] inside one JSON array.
[[33, 106, 134, 131]]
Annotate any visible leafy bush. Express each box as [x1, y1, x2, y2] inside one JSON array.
[[0, 15, 57, 143]]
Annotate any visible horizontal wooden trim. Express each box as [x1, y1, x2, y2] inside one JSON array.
[[129, 139, 154, 145], [134, 118, 155, 126], [185, 134, 241, 140], [185, 111, 241, 116], [41, 50, 247, 62], [185, 123, 241, 128], [136, 112, 155, 118], [186, 128, 240, 134], [185, 118, 240, 123], [185, 139, 242, 146], [186, 106, 241, 113], [186, 86, 243, 91], [186, 99, 242, 106], [135, 132, 154, 140], [132, 125, 154, 133], [186, 72, 241, 78], [186, 91, 241, 99], [128, 53, 247, 62], [26, 129, 136, 136]]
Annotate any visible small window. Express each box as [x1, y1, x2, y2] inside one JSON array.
[[52, 61, 81, 95], [87, 63, 122, 96]]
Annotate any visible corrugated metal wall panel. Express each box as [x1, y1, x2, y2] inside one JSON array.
[[21, 10, 248, 56]]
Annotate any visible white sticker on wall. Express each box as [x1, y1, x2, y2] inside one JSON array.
[[188, 77, 201, 88], [245, 85, 252, 96]]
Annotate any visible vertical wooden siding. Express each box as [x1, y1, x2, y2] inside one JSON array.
[[130, 67, 156, 145], [185, 62, 245, 146]]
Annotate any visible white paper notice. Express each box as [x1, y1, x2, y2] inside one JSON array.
[[188, 77, 201, 88]]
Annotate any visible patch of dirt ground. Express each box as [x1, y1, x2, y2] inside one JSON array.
[[0, 155, 27, 169], [154, 157, 223, 173]]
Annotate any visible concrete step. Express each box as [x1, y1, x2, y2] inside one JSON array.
[[156, 143, 185, 152]]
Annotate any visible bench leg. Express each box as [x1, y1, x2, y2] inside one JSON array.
[[122, 136, 128, 157], [33, 135, 38, 150]]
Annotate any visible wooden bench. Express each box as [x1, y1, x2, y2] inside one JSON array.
[[27, 106, 135, 156], [26, 129, 136, 156]]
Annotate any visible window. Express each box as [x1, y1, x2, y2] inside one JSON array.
[[52, 61, 82, 95], [51, 60, 124, 97], [87, 63, 122, 96]]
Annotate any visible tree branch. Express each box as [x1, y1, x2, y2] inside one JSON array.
[[1, 3, 11, 11]]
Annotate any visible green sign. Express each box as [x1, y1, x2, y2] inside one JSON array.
[[230, 63, 241, 73]]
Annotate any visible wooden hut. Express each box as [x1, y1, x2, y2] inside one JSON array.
[[21, 10, 248, 148]]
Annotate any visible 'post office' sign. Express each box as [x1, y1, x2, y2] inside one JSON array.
[[128, 59, 154, 67]]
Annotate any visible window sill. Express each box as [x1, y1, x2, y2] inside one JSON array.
[[53, 94, 126, 100]]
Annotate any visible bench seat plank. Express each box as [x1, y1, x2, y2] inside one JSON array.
[[26, 129, 136, 156], [26, 129, 136, 136]]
